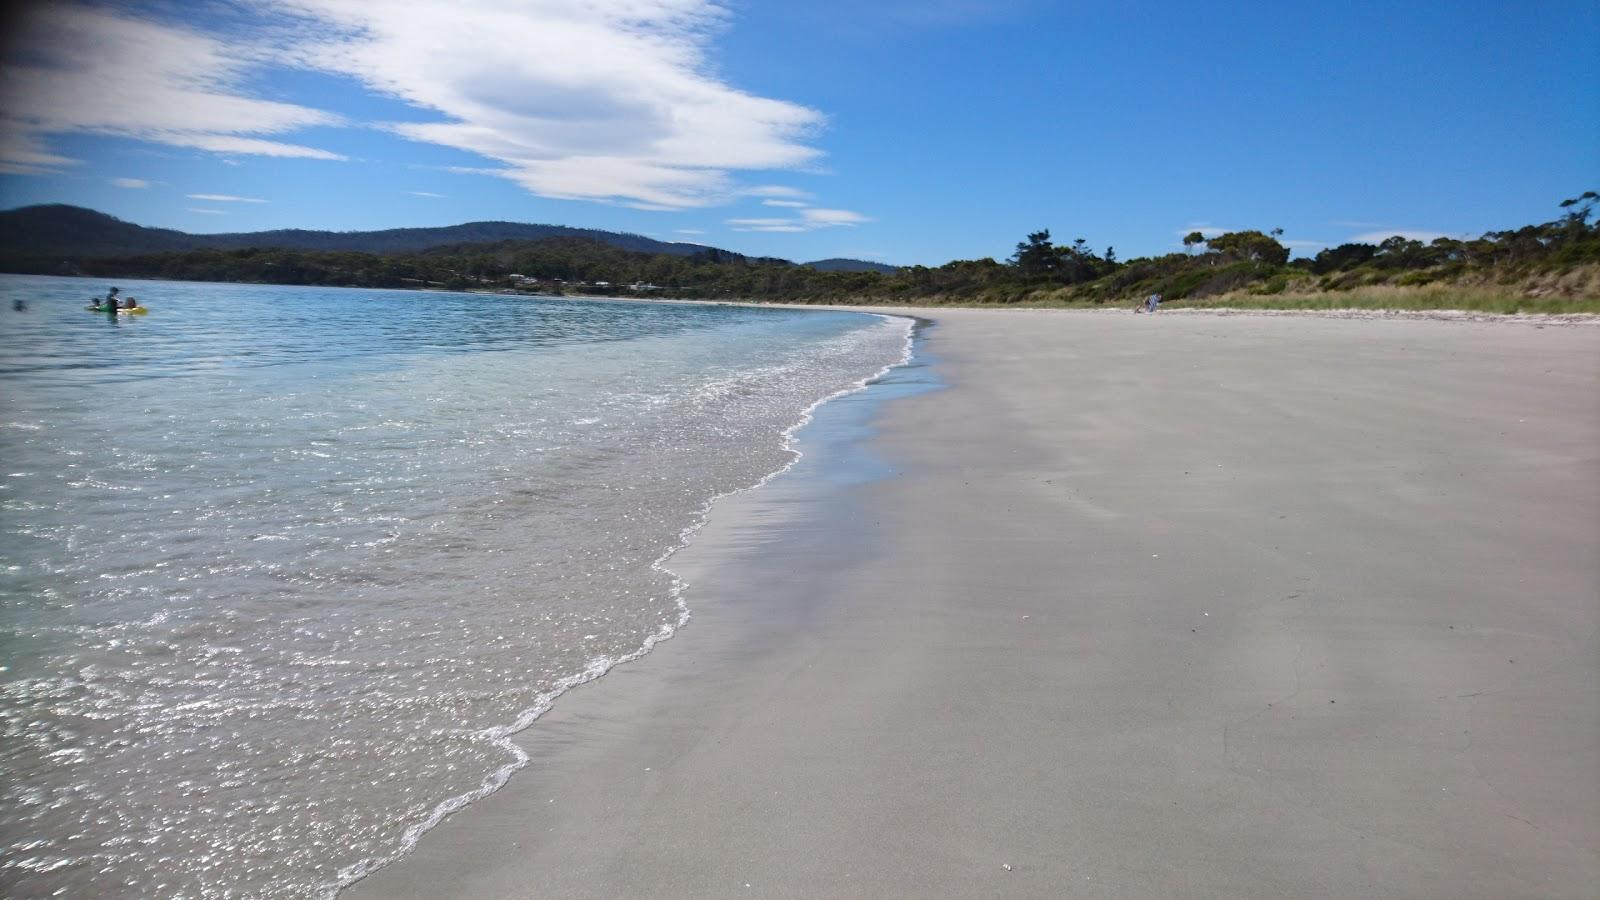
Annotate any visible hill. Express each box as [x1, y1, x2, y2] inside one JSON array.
[[0, 204, 723, 260], [0, 204, 201, 258], [3, 195, 1593, 313], [802, 258, 898, 274]]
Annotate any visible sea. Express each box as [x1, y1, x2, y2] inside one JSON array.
[[0, 275, 914, 898]]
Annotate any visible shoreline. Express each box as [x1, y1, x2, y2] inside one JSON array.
[[330, 309, 921, 895], [345, 319, 943, 897], [12, 272, 1598, 322], [356, 309, 1598, 896]]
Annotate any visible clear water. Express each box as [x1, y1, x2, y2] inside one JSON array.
[[0, 276, 912, 898]]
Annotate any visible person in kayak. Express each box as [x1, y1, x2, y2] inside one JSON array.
[[97, 287, 120, 310]]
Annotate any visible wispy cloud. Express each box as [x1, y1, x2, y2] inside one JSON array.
[[729, 207, 871, 232], [763, 199, 809, 208], [0, 3, 345, 173], [1174, 223, 1230, 239], [746, 185, 812, 199], [2, 3, 854, 214], [1329, 219, 1386, 229], [271, 0, 825, 209], [0, 131, 80, 174], [675, 228, 706, 235], [0, 162, 56, 176], [187, 193, 267, 203], [111, 177, 149, 189], [727, 217, 804, 232], [408, 190, 446, 198], [186, 207, 227, 215], [804, 208, 870, 226]]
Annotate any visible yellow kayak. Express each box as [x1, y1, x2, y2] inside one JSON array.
[[87, 305, 149, 314]]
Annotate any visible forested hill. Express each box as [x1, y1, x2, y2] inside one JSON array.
[[802, 258, 899, 274], [0, 204, 721, 259], [0, 204, 198, 258], [2, 194, 1594, 312]]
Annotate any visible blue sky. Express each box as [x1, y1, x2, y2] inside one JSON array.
[[1, 0, 1595, 265]]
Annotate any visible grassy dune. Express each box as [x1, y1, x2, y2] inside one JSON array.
[[905, 264, 1600, 314], [1169, 284, 1600, 315]]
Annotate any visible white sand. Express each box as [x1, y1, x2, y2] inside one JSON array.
[[350, 310, 1600, 898]]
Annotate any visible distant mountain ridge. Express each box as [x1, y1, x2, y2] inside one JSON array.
[[0, 204, 727, 260], [801, 257, 898, 274]]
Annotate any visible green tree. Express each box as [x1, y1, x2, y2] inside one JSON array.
[[1558, 190, 1598, 242], [1011, 229, 1062, 277], [1310, 242, 1377, 274], [1182, 231, 1206, 254], [1206, 230, 1289, 265], [1558, 190, 1598, 223], [1372, 235, 1429, 269]]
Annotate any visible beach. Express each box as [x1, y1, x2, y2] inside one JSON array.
[[349, 309, 1600, 898]]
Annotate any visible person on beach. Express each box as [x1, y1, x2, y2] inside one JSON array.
[[1145, 292, 1162, 313]]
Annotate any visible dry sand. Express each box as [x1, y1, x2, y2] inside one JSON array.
[[350, 309, 1599, 898]]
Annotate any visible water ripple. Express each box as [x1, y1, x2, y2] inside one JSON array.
[[0, 275, 910, 898]]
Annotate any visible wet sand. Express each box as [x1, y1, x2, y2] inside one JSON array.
[[350, 310, 1600, 898]]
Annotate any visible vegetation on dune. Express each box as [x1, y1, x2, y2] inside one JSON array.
[[3, 193, 1595, 311], [933, 192, 1600, 311]]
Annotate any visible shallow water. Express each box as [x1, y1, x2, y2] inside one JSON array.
[[0, 276, 911, 897]]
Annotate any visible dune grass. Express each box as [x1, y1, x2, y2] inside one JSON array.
[[1166, 284, 1600, 315], [911, 277, 1599, 315]]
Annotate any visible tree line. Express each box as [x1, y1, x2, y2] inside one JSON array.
[[3, 193, 1594, 305]]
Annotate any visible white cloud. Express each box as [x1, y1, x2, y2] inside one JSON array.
[[409, 190, 446, 198], [1350, 229, 1454, 244], [2, 2, 854, 214], [0, 4, 344, 173], [803, 208, 869, 226], [187, 193, 268, 203], [186, 207, 227, 214], [270, 0, 825, 208], [0, 132, 79, 174], [676, 228, 706, 235], [763, 199, 809, 208], [746, 185, 811, 198], [728, 207, 870, 232], [167, 134, 342, 160], [112, 177, 149, 189]]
